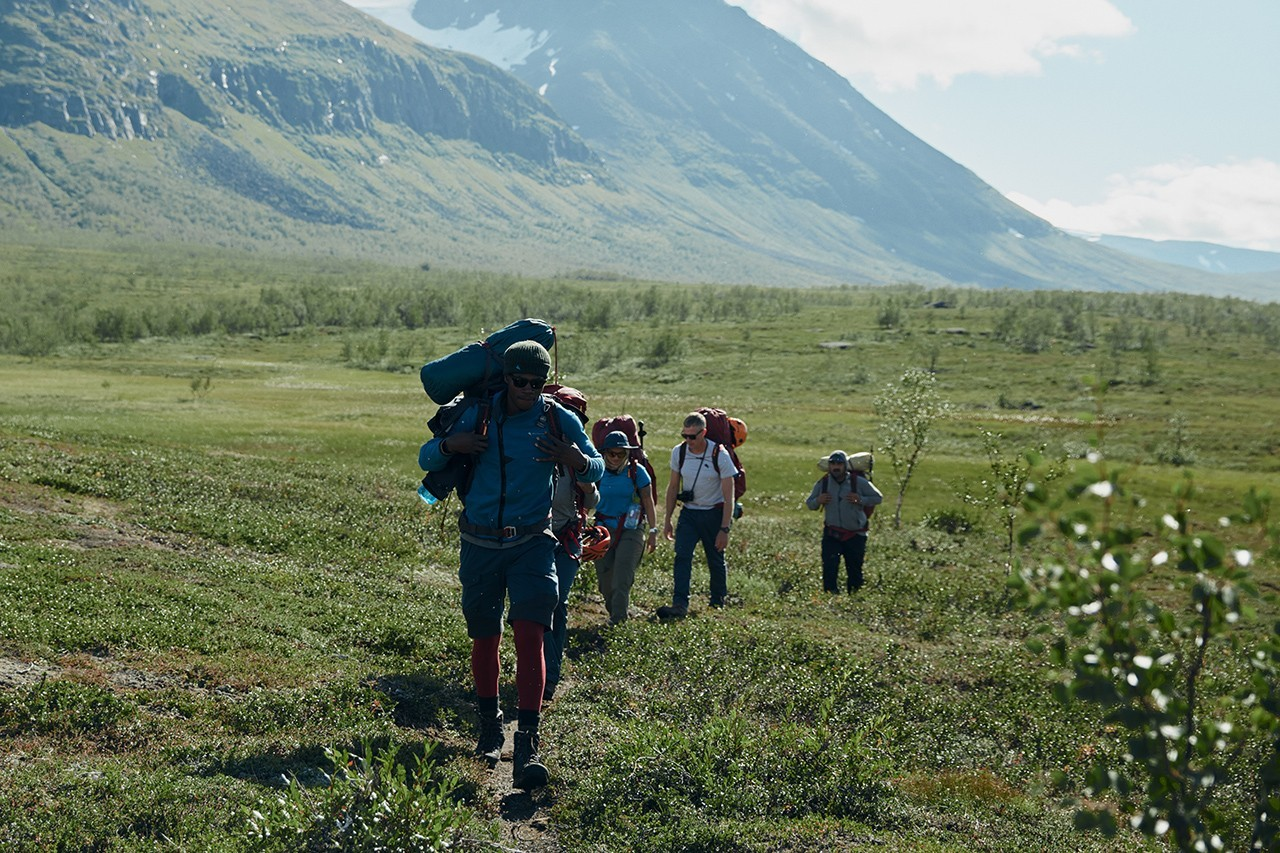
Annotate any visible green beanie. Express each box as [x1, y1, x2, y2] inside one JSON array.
[[503, 340, 552, 378]]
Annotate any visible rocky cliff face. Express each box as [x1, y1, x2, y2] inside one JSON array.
[[0, 0, 594, 167]]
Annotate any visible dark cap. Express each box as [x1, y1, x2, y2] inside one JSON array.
[[503, 340, 552, 378]]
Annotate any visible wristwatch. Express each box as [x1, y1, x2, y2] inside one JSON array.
[[719, 526, 731, 533], [648, 526, 659, 535]]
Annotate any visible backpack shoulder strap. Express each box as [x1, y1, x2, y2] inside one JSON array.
[[546, 397, 574, 478], [707, 439, 721, 474]]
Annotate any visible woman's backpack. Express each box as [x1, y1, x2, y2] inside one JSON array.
[[591, 415, 658, 504]]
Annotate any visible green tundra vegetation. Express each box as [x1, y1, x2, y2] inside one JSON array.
[[0, 241, 1277, 851]]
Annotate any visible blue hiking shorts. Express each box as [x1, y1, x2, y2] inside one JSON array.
[[459, 535, 558, 638]]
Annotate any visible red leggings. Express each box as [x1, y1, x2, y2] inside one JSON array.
[[470, 620, 545, 712]]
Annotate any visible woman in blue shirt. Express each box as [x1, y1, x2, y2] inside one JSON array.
[[592, 430, 657, 624]]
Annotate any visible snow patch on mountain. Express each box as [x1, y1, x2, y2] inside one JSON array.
[[347, 0, 546, 70]]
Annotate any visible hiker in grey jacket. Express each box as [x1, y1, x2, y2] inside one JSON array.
[[805, 450, 883, 593]]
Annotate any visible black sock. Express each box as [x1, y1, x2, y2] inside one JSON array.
[[517, 709, 540, 733], [478, 696, 500, 720]]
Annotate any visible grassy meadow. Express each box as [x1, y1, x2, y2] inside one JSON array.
[[1, 243, 1278, 850]]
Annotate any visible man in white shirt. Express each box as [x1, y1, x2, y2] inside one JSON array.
[[658, 412, 738, 618]]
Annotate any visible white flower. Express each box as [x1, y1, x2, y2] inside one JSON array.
[[1234, 549, 1252, 566], [1162, 514, 1179, 530], [1102, 553, 1119, 571], [1152, 551, 1169, 566], [1081, 600, 1102, 615], [1087, 481, 1113, 498], [1133, 655, 1153, 669]]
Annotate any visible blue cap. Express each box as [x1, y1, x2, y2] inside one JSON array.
[[601, 430, 637, 451]]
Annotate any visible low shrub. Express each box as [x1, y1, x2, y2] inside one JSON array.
[[245, 739, 490, 852]]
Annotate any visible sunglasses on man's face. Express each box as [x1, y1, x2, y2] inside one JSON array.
[[507, 375, 545, 390], [681, 431, 703, 440]]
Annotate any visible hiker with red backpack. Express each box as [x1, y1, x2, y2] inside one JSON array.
[[592, 430, 658, 625], [418, 341, 603, 790], [806, 450, 883, 593], [658, 411, 739, 619], [543, 385, 599, 701]]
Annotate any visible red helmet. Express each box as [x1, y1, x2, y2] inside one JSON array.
[[580, 524, 612, 561], [544, 383, 588, 424]]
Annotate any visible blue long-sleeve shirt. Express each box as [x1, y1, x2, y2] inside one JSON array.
[[420, 392, 603, 544]]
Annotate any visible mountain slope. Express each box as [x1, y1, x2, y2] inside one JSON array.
[[0, 0, 1266, 296], [393, 0, 1254, 294], [1082, 234, 1280, 275], [0, 0, 649, 274]]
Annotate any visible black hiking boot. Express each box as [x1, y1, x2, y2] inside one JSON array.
[[512, 729, 548, 790], [474, 710, 504, 767], [656, 604, 687, 620]]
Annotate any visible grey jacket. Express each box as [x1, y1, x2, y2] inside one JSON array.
[[805, 472, 883, 532]]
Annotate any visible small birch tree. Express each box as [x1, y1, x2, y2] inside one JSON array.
[[874, 367, 950, 529], [969, 428, 1063, 566]]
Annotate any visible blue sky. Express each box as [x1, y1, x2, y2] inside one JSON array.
[[345, 0, 1280, 252]]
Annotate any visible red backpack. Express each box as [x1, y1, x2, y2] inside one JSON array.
[[546, 385, 590, 539], [591, 415, 659, 504], [680, 407, 747, 501]]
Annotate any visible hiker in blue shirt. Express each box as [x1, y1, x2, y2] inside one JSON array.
[[592, 430, 658, 625], [805, 450, 883, 593], [418, 341, 603, 789]]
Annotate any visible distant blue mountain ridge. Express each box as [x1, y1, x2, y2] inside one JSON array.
[[1077, 234, 1280, 275]]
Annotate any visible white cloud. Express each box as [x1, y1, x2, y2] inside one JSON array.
[[728, 0, 1133, 89], [1007, 159, 1280, 252]]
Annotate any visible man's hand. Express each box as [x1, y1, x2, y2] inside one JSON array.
[[817, 492, 833, 505], [536, 434, 587, 471], [446, 433, 488, 455], [843, 492, 862, 505]]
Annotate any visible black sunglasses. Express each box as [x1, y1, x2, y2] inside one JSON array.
[[508, 375, 546, 390], [681, 431, 702, 440]]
